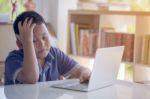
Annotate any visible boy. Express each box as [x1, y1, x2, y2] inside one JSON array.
[[5, 11, 91, 85]]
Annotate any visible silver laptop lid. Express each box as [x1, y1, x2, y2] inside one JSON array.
[[88, 46, 124, 91]]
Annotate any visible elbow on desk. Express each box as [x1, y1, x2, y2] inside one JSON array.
[[20, 71, 39, 84], [25, 75, 39, 84], [26, 78, 38, 84]]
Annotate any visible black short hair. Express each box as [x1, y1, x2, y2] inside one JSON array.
[[13, 11, 45, 35]]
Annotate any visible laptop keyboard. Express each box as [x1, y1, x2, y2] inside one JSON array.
[[67, 83, 88, 89], [54, 79, 88, 89], [59, 80, 80, 87]]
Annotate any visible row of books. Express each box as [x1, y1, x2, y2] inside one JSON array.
[[70, 22, 99, 57], [101, 28, 135, 62], [70, 23, 135, 62]]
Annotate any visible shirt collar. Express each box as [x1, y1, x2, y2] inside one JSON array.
[[39, 51, 55, 73], [45, 51, 55, 62]]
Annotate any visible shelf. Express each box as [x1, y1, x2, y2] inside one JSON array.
[[69, 10, 150, 16], [67, 10, 150, 64]]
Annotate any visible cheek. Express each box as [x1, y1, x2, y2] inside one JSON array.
[[33, 44, 39, 53], [46, 39, 51, 47]]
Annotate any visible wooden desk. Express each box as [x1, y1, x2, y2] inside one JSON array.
[[0, 79, 150, 99]]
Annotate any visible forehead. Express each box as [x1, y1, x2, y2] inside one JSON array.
[[33, 23, 48, 36]]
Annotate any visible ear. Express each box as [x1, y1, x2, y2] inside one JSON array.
[[16, 39, 23, 49]]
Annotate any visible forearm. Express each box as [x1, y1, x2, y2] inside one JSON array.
[[16, 18, 38, 84], [71, 66, 90, 78], [18, 42, 39, 83]]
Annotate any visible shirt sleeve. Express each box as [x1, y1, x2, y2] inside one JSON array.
[[5, 55, 23, 85], [54, 48, 79, 76]]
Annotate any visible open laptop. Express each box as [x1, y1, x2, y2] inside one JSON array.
[[51, 46, 124, 92]]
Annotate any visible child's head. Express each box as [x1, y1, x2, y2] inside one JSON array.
[[13, 11, 51, 59], [13, 11, 45, 35]]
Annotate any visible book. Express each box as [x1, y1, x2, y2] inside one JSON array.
[[100, 27, 115, 48], [75, 24, 80, 55], [142, 35, 150, 64], [104, 32, 122, 47], [77, 23, 92, 45], [75, 23, 92, 55], [101, 30, 135, 62], [80, 30, 90, 56], [70, 22, 77, 55], [122, 33, 134, 62], [147, 39, 150, 64], [89, 33, 99, 56]]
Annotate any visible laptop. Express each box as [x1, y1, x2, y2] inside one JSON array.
[[51, 46, 124, 92]]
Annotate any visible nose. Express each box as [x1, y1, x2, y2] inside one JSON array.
[[38, 40, 44, 48]]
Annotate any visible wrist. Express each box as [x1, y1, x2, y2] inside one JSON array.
[[22, 39, 33, 45], [22, 41, 34, 50]]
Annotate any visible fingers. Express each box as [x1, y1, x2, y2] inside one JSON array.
[[28, 18, 34, 27], [23, 17, 29, 27], [17, 17, 36, 42], [18, 18, 36, 34], [79, 69, 91, 83], [31, 23, 36, 30], [27, 18, 36, 30], [80, 78, 85, 83], [79, 73, 90, 83], [21, 18, 35, 28], [80, 76, 88, 83]]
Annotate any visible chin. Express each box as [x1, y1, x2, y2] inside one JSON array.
[[37, 53, 48, 59]]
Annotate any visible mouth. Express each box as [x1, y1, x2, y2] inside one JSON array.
[[38, 49, 48, 54]]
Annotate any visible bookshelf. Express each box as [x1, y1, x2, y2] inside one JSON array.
[[67, 10, 150, 64]]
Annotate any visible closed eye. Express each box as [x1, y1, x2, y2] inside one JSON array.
[[33, 39, 37, 43], [42, 36, 46, 40], [42, 33, 47, 40]]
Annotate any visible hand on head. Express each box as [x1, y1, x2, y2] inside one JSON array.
[[18, 18, 36, 43]]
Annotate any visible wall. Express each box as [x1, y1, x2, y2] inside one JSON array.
[[57, 0, 78, 53], [49, 0, 58, 34], [0, 24, 17, 61], [100, 15, 136, 32], [34, 0, 52, 22], [34, 0, 78, 53]]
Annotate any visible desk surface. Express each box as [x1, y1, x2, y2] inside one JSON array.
[[0, 80, 150, 99]]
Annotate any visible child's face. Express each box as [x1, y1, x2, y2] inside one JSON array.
[[33, 23, 51, 59]]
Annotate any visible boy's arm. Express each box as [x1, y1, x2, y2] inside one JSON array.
[[69, 66, 91, 83], [16, 18, 39, 84]]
